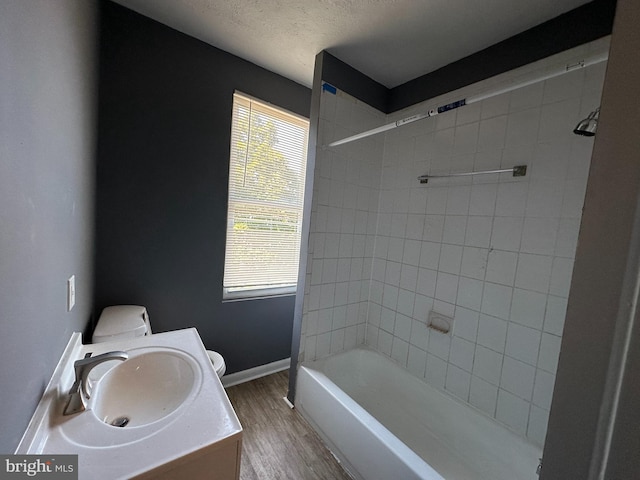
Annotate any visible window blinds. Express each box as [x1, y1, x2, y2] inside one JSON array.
[[223, 92, 309, 298]]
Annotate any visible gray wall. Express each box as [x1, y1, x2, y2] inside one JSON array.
[[0, 0, 98, 453], [542, 0, 640, 477], [95, 1, 311, 374]]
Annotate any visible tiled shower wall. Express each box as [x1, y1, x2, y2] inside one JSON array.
[[299, 38, 609, 447], [300, 88, 385, 361]]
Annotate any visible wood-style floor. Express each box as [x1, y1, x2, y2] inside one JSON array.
[[225, 371, 352, 480]]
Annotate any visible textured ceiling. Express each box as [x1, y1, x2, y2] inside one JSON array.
[[112, 0, 592, 88]]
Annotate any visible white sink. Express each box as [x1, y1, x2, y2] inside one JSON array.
[[92, 348, 197, 427], [16, 328, 243, 479]]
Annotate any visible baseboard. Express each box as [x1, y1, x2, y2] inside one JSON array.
[[222, 357, 291, 387]]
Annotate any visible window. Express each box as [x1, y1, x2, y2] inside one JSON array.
[[223, 92, 309, 299]]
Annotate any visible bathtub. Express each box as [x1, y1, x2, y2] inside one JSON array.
[[296, 347, 542, 480]]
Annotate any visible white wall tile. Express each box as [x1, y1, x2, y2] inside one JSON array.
[[469, 183, 498, 216], [491, 217, 523, 251], [377, 329, 393, 356], [525, 179, 564, 217], [426, 188, 448, 214], [453, 123, 479, 156], [391, 337, 410, 366], [485, 250, 518, 286], [382, 284, 399, 310], [461, 247, 488, 280], [410, 319, 430, 349], [510, 288, 547, 330], [532, 369, 556, 410], [520, 218, 559, 256], [405, 214, 426, 240], [399, 264, 419, 291], [407, 345, 427, 378], [432, 128, 455, 157], [337, 259, 351, 283], [417, 268, 437, 297], [555, 218, 580, 258], [446, 364, 471, 400], [538, 333, 562, 374], [465, 216, 493, 248], [443, 215, 467, 244], [505, 108, 541, 147], [481, 283, 512, 320], [425, 353, 448, 388], [550, 257, 574, 297], [428, 330, 451, 360], [344, 326, 358, 350], [453, 306, 479, 341], [450, 337, 476, 372], [473, 345, 504, 385], [495, 182, 528, 217], [394, 313, 412, 342], [456, 277, 484, 311], [538, 98, 580, 143], [481, 93, 510, 119], [380, 307, 394, 333], [496, 389, 530, 435], [435, 272, 459, 303], [527, 405, 550, 447], [330, 328, 345, 354], [505, 322, 542, 366], [477, 115, 507, 152], [544, 295, 568, 336], [477, 314, 508, 353], [424, 215, 445, 242], [457, 101, 482, 125], [515, 253, 553, 293], [391, 213, 408, 236], [396, 288, 415, 317], [316, 332, 332, 358], [469, 375, 499, 416], [332, 306, 347, 330], [420, 241, 441, 269], [320, 283, 336, 309], [439, 244, 463, 274], [509, 83, 543, 112], [501, 356, 536, 400], [542, 68, 584, 104], [384, 261, 401, 286]]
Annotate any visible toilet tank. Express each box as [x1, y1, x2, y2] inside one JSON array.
[[92, 305, 152, 343]]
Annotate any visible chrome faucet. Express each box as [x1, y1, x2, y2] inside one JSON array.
[[63, 351, 128, 415]]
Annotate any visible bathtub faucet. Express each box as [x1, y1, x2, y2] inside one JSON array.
[[63, 351, 128, 415], [536, 457, 543, 475]]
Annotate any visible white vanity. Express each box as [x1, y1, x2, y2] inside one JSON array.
[[16, 328, 242, 479]]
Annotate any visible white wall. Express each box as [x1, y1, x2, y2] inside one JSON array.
[[299, 38, 609, 448]]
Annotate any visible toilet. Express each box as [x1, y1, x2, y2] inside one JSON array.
[[92, 305, 226, 378]]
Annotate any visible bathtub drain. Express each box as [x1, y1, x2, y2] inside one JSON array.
[[110, 416, 130, 428]]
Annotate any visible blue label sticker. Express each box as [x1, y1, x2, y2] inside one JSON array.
[[322, 83, 337, 95]]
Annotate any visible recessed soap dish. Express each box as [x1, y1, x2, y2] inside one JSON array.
[[427, 311, 453, 334]]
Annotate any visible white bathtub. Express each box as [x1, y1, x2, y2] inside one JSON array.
[[296, 347, 542, 480]]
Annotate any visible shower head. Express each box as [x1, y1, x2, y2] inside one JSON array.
[[574, 107, 600, 136]]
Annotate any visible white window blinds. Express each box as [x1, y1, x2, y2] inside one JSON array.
[[223, 92, 309, 299]]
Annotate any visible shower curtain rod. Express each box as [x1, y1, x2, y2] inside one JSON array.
[[327, 50, 609, 148]]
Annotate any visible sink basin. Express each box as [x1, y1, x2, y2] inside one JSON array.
[[17, 329, 242, 479], [91, 349, 197, 427]]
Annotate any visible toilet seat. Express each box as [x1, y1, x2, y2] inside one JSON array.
[[207, 350, 226, 378]]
